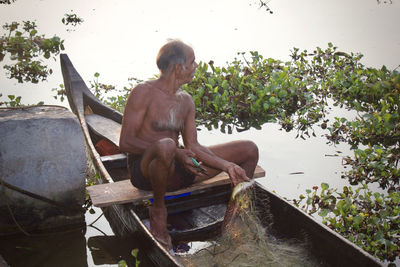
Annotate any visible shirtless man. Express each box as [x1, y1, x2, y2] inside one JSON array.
[[119, 40, 259, 249]]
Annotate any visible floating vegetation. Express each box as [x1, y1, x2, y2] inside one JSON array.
[[62, 11, 84, 31], [0, 21, 64, 83], [0, 0, 16, 4]]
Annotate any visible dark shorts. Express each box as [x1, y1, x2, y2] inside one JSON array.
[[127, 153, 196, 191]]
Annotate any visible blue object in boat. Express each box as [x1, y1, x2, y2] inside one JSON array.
[[149, 192, 191, 203]]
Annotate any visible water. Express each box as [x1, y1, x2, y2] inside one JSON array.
[[1, 0, 399, 266], [1, 0, 399, 105]]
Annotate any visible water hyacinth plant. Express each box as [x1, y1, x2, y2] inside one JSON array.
[[0, 21, 64, 83]]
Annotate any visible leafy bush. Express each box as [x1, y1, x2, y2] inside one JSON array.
[[183, 51, 327, 135], [0, 94, 43, 107], [88, 72, 140, 113], [294, 183, 399, 262], [0, 21, 64, 83]]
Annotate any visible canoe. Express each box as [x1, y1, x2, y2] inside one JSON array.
[[60, 54, 382, 267]]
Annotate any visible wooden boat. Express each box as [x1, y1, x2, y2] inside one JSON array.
[[60, 54, 382, 267]]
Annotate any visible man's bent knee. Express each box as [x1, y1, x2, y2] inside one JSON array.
[[141, 138, 176, 177], [242, 140, 259, 161], [249, 140, 259, 159], [155, 138, 177, 163]]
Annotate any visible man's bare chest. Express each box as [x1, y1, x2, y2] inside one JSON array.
[[146, 97, 186, 132]]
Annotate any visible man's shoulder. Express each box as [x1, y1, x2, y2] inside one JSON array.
[[126, 83, 152, 108], [130, 82, 152, 97], [179, 90, 196, 110], [177, 89, 193, 101], [134, 81, 151, 91]]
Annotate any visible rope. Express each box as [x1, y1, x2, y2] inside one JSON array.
[[1, 177, 90, 236], [1, 178, 31, 236]]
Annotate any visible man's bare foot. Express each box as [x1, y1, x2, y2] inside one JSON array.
[[150, 206, 172, 250]]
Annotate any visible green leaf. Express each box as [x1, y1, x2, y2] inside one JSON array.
[[278, 89, 288, 98], [353, 215, 363, 226], [131, 248, 139, 258], [269, 96, 277, 104], [118, 260, 127, 267], [221, 79, 229, 90], [321, 183, 329, 191], [318, 209, 329, 217]]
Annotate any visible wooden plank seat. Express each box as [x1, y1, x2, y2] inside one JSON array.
[[87, 165, 265, 207]]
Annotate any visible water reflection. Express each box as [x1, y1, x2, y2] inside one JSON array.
[[0, 228, 87, 267], [87, 235, 154, 267]]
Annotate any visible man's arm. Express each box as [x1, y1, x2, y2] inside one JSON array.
[[181, 95, 249, 184], [119, 85, 152, 154]]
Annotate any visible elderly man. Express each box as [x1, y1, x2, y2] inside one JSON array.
[[119, 40, 259, 249]]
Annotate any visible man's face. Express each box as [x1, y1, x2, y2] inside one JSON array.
[[180, 47, 198, 84]]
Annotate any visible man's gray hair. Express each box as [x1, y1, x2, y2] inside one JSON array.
[[156, 39, 190, 73]]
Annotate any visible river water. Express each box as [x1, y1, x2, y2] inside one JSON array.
[[1, 0, 399, 266]]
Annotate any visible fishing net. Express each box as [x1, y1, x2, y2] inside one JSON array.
[[180, 184, 320, 267]]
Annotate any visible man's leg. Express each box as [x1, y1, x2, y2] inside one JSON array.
[[194, 140, 259, 183], [196, 140, 259, 232], [140, 138, 176, 249]]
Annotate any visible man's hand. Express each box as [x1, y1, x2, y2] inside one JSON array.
[[226, 163, 250, 186], [175, 148, 207, 176]]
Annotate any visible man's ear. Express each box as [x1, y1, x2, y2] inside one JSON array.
[[175, 63, 183, 76]]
